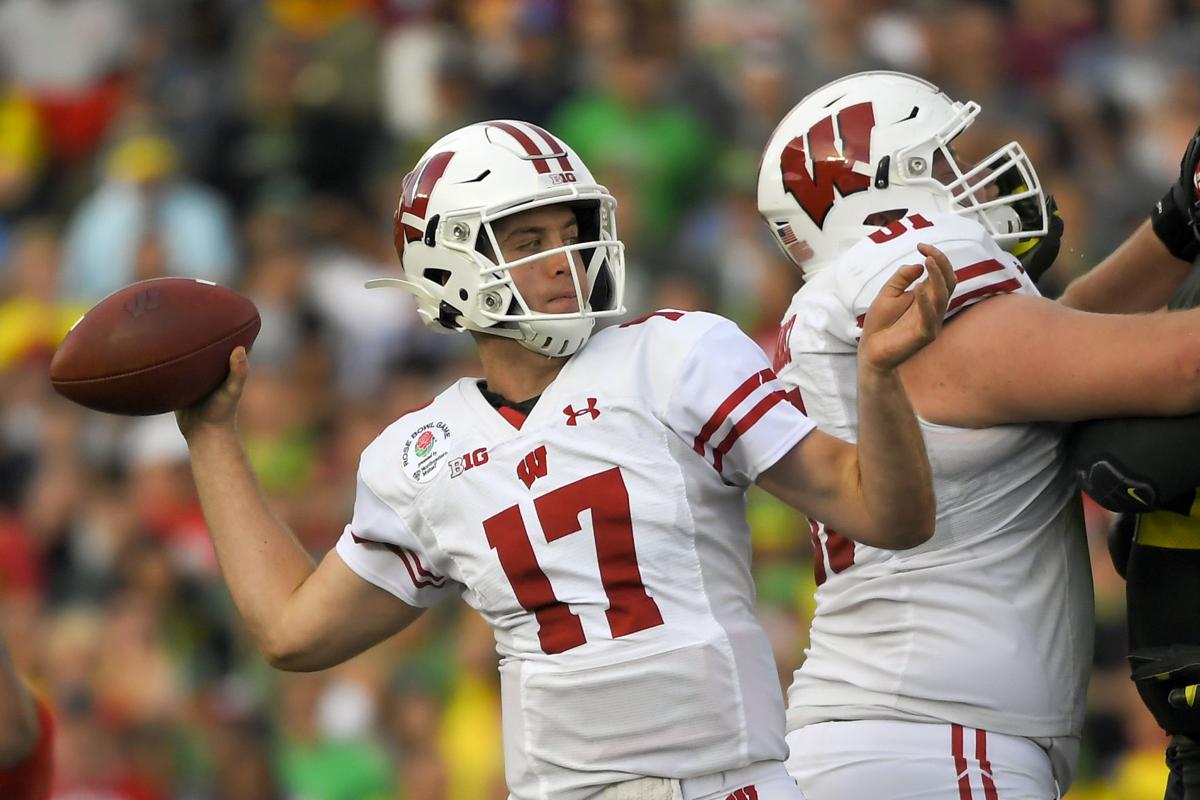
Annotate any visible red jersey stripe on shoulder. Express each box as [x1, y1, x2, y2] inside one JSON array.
[[954, 258, 1006, 282], [523, 122, 574, 172], [693, 368, 775, 455], [853, 260, 1014, 328], [489, 122, 551, 174], [387, 544, 446, 588], [712, 389, 786, 473], [619, 310, 685, 328], [946, 278, 1022, 313]]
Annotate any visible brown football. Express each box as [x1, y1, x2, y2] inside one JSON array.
[[49, 278, 261, 415]]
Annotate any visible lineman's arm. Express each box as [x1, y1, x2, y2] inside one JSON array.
[[1066, 260, 1200, 513], [180, 348, 424, 672], [758, 401, 932, 551], [898, 294, 1200, 428], [1057, 125, 1200, 312], [1057, 221, 1192, 312], [759, 245, 955, 549]]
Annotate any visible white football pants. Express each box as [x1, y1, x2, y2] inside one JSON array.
[[787, 720, 1071, 799]]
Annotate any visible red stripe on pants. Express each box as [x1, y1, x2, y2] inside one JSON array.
[[977, 728, 999, 800], [952, 724, 973, 800]]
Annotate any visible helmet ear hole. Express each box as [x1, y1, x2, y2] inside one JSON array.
[[424, 268, 452, 286]]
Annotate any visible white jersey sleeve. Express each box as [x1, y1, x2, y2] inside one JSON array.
[[833, 212, 1041, 345], [656, 313, 816, 486], [335, 467, 461, 608]]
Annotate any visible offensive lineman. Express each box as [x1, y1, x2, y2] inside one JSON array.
[[759, 70, 1200, 799], [177, 120, 953, 800]]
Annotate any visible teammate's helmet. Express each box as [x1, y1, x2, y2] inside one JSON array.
[[370, 120, 625, 357], [757, 71, 1046, 279]]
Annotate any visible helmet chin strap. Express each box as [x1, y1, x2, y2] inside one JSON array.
[[978, 205, 1022, 243], [517, 316, 595, 358]]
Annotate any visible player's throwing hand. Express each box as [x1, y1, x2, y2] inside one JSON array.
[[858, 243, 956, 372], [176, 346, 250, 440]]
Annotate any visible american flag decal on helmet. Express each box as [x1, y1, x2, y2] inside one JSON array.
[[776, 223, 798, 245]]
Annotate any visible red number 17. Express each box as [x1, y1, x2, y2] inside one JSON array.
[[483, 468, 664, 654]]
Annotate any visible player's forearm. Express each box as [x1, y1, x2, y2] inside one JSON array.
[[0, 640, 38, 767], [185, 424, 317, 657], [1058, 221, 1191, 312], [854, 363, 936, 548]]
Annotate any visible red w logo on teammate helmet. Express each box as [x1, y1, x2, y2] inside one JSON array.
[[780, 102, 876, 228]]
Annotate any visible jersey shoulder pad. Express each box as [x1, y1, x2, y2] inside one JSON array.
[[832, 212, 994, 294], [594, 308, 727, 361]]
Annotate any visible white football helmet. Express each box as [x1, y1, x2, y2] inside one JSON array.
[[757, 71, 1046, 279], [368, 120, 625, 357]]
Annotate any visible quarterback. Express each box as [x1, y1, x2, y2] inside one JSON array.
[[179, 119, 952, 800], [759, 70, 1200, 799]]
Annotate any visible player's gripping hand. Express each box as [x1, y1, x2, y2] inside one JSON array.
[[176, 346, 250, 440], [1151, 124, 1200, 262], [859, 243, 956, 372]]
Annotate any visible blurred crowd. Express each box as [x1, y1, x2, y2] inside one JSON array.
[[0, 0, 1197, 797]]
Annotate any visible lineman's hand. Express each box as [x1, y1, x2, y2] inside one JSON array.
[[1150, 124, 1200, 262], [176, 347, 249, 440], [859, 244, 956, 372]]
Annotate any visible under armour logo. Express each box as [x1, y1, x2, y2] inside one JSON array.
[[725, 787, 758, 800], [123, 288, 160, 319], [563, 398, 600, 426], [517, 445, 548, 489]]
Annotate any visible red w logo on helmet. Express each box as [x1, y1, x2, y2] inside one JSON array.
[[393, 150, 455, 260], [780, 102, 876, 228]]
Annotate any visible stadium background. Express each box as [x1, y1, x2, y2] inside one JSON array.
[[0, 0, 1196, 796]]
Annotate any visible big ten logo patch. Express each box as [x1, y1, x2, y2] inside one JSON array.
[[449, 447, 489, 478], [401, 420, 453, 483], [517, 445, 548, 489], [725, 786, 758, 800]]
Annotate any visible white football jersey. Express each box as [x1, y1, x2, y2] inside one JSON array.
[[774, 212, 1093, 742], [336, 311, 815, 800]]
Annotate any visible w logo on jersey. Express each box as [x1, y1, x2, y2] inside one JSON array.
[[517, 445, 548, 489], [780, 102, 876, 228]]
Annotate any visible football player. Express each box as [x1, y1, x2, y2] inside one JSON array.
[[1064, 128, 1200, 800], [0, 635, 53, 800], [177, 119, 953, 800], [758, 70, 1200, 799]]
